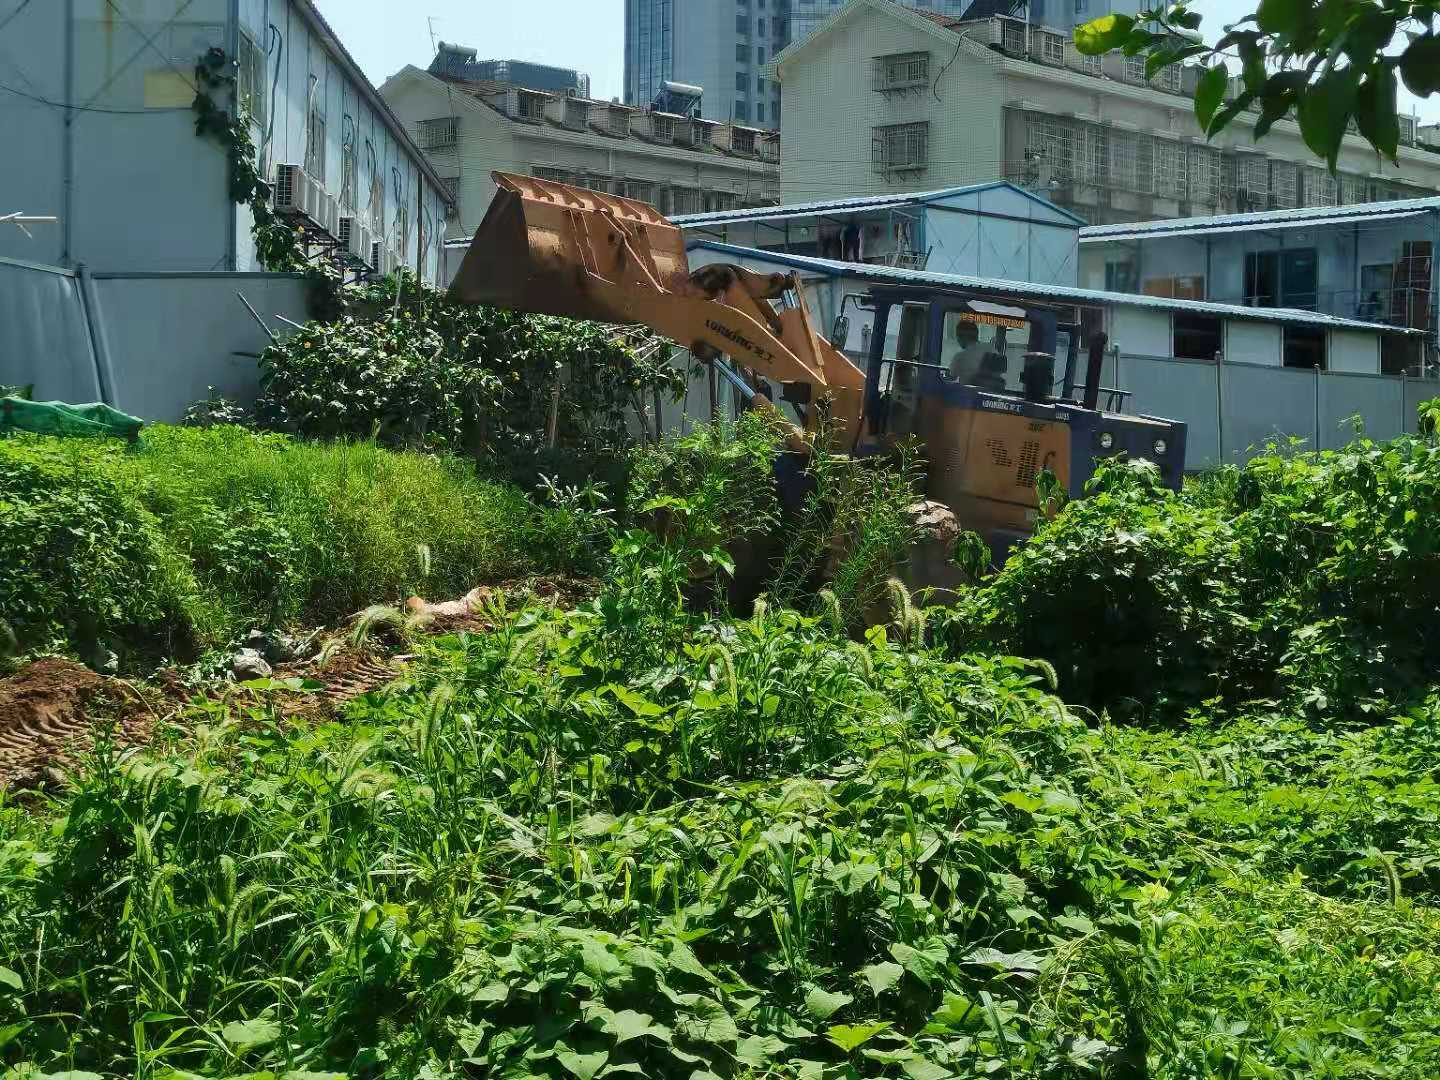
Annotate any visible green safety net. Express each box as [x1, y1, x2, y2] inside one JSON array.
[[0, 397, 145, 440]]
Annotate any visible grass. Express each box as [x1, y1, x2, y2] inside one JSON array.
[[0, 426, 591, 664]]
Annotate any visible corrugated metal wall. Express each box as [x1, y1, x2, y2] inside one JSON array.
[[0, 258, 309, 420]]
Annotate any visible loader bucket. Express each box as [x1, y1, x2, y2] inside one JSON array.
[[448, 171, 692, 324]]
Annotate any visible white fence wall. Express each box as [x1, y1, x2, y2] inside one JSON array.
[[0, 258, 309, 421], [1116, 353, 1440, 468]]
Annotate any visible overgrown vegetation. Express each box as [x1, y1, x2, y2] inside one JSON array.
[[4, 413, 1440, 1078], [0, 427, 588, 663], [937, 428, 1440, 720]]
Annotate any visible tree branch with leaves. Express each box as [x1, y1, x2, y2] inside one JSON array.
[[1075, 0, 1440, 169]]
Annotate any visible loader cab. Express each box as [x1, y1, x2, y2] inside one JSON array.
[[860, 287, 1186, 563]]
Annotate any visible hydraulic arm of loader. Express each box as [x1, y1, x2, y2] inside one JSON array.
[[448, 172, 866, 447]]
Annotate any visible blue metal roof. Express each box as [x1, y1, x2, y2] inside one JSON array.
[[1080, 197, 1440, 241], [686, 240, 1423, 335], [671, 181, 1086, 229]]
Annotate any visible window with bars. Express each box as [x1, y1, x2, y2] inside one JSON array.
[[1082, 52, 1102, 74], [517, 92, 546, 120], [733, 127, 757, 154], [1024, 114, 1076, 184], [1124, 54, 1147, 83], [609, 108, 631, 135], [1188, 145, 1222, 204], [1109, 129, 1140, 191], [624, 180, 658, 203], [1153, 138, 1186, 198], [652, 115, 675, 142], [671, 187, 701, 215], [340, 138, 356, 211], [1002, 22, 1026, 54], [1303, 167, 1338, 207], [1271, 163, 1298, 208], [872, 122, 929, 172], [1042, 33, 1064, 64], [564, 99, 589, 127], [1237, 156, 1270, 201], [418, 117, 458, 150], [874, 51, 929, 89], [1157, 64, 1181, 91], [1400, 115, 1416, 145], [1339, 173, 1370, 204]]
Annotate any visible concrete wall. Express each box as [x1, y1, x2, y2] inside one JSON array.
[[1110, 307, 1171, 358], [779, 4, 1005, 202], [0, 257, 308, 420]]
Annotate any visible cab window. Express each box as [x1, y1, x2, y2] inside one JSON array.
[[942, 310, 1009, 389]]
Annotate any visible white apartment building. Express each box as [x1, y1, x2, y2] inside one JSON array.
[[771, 0, 1440, 223], [380, 65, 780, 243]]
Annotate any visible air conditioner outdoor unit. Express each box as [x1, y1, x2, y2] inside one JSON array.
[[370, 240, 385, 274], [338, 216, 374, 263], [273, 164, 306, 213], [316, 194, 341, 237]]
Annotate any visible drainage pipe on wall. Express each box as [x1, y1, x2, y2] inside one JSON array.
[[76, 265, 117, 406]]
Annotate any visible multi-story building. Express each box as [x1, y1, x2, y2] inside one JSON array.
[[380, 63, 780, 252], [0, 0, 452, 282], [428, 44, 591, 98], [770, 0, 1440, 222], [624, 0, 1084, 125]]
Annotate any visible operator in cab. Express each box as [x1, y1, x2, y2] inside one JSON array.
[[947, 319, 990, 384]]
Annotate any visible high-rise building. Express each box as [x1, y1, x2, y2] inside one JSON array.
[[623, 0, 1124, 125]]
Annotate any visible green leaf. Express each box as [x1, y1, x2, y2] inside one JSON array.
[[1401, 34, 1440, 97], [471, 980, 510, 1003], [1256, 0, 1303, 34], [1195, 66, 1230, 133], [222, 1017, 282, 1051], [736, 1034, 788, 1066], [1298, 66, 1360, 170], [675, 998, 739, 1044], [1073, 14, 1135, 56], [827, 1023, 890, 1053], [804, 986, 853, 1021], [889, 939, 948, 986], [862, 961, 904, 996], [962, 947, 1045, 974], [902, 1061, 954, 1080], [0, 966, 22, 992], [557, 1048, 609, 1080], [602, 1009, 670, 1044], [37, 1073, 105, 1080], [999, 790, 1042, 814], [932, 993, 978, 1029], [0, 1021, 31, 1050], [1356, 62, 1399, 161]]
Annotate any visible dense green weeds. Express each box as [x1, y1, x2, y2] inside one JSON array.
[[0, 427, 588, 662]]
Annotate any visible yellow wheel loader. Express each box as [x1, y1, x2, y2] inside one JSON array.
[[450, 172, 1186, 565]]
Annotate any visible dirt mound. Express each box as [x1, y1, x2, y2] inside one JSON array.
[[0, 658, 153, 790]]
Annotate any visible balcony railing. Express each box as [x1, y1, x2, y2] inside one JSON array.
[[1213, 287, 1434, 331]]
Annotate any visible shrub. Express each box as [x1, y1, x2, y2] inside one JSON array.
[[255, 284, 686, 460]]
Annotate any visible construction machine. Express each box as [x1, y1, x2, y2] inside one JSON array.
[[451, 172, 1187, 565]]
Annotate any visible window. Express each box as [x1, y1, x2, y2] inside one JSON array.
[[757, 46, 765, 63], [1339, 172, 1370, 204], [1283, 326, 1326, 369], [238, 32, 267, 131], [1074, 0, 1088, 10], [304, 105, 326, 182], [772, 99, 781, 126], [1105, 260, 1136, 293], [1042, 33, 1064, 64], [737, 42, 749, 61], [1124, 54, 1146, 83], [1304, 167, 1338, 207], [733, 127, 757, 154], [695, 122, 714, 146], [609, 107, 631, 135], [418, 117, 457, 150], [1173, 315, 1222, 360], [652, 114, 675, 142], [1271, 163, 1298, 209], [876, 51, 929, 89], [439, 176, 459, 203], [1400, 115, 1416, 145], [1153, 138, 1185, 198], [1188, 145, 1222, 203], [1158, 64, 1181, 91], [517, 91, 546, 120], [1082, 52, 1102, 74], [756, 102, 766, 124], [1002, 22, 1026, 54], [736, 71, 749, 91], [671, 187, 700, 215], [872, 122, 929, 172], [734, 100, 749, 122], [1246, 248, 1317, 309], [565, 98, 589, 127], [737, 13, 748, 33], [758, 17, 766, 33]]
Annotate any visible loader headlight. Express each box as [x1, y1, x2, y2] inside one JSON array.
[[1153, 438, 1168, 456], [1097, 431, 1115, 451]]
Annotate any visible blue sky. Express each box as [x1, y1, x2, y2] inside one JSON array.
[[315, 0, 1439, 123]]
